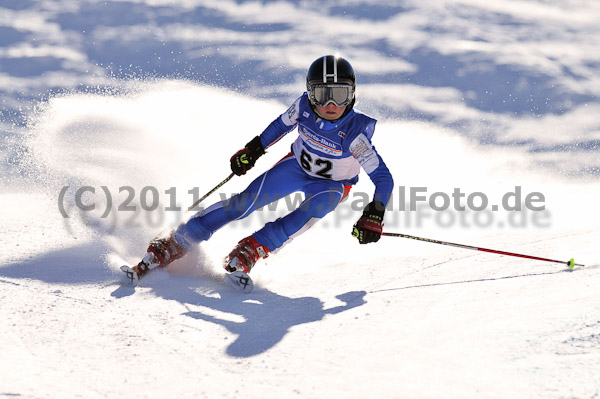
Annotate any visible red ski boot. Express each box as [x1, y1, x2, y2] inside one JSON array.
[[121, 232, 188, 285], [224, 235, 270, 274], [146, 234, 188, 267]]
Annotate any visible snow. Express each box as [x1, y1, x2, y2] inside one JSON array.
[[1, 1, 599, 398]]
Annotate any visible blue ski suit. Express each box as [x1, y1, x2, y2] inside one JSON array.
[[175, 93, 394, 253]]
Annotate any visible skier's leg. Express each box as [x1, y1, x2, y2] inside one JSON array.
[[127, 156, 304, 281], [225, 179, 349, 273], [174, 155, 304, 245], [251, 178, 351, 254]]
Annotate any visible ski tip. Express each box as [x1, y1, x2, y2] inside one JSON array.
[[120, 265, 140, 287], [225, 271, 254, 294]]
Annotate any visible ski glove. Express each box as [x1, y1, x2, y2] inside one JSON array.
[[230, 136, 265, 176], [352, 200, 385, 244]]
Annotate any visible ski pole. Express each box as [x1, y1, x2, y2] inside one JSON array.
[[382, 232, 584, 270], [188, 172, 235, 211]]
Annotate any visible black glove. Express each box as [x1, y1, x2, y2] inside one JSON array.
[[230, 136, 265, 176], [352, 200, 385, 244]]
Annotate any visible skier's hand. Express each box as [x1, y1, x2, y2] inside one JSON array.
[[230, 136, 265, 176], [352, 201, 385, 244], [230, 148, 257, 176]]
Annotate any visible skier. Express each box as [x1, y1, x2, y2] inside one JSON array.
[[124, 55, 394, 284]]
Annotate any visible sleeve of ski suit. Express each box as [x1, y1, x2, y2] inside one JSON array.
[[258, 97, 301, 149], [349, 127, 394, 207]]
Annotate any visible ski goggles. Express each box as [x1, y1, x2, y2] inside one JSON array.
[[309, 84, 354, 107]]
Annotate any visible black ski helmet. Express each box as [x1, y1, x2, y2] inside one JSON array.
[[306, 55, 356, 118]]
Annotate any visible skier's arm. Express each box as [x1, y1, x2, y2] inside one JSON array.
[[349, 134, 394, 206], [349, 133, 394, 244], [230, 97, 301, 175], [258, 96, 301, 149]]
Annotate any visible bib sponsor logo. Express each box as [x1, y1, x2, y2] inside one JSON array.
[[299, 126, 342, 156]]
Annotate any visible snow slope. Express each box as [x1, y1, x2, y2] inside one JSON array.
[[1, 1, 599, 398], [1, 81, 599, 399]]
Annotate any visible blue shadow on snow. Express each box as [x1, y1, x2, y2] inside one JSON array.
[[0, 242, 116, 285], [0, 243, 366, 359], [145, 275, 367, 358]]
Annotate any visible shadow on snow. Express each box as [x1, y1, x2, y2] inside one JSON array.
[[113, 270, 367, 358], [0, 242, 115, 284], [0, 243, 367, 358]]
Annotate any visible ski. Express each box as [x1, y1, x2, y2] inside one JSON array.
[[121, 263, 254, 294], [120, 264, 141, 286], [119, 253, 160, 287], [224, 270, 254, 294]]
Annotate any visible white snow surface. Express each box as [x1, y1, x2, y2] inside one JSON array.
[[1, 1, 600, 398], [1, 81, 599, 399]]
